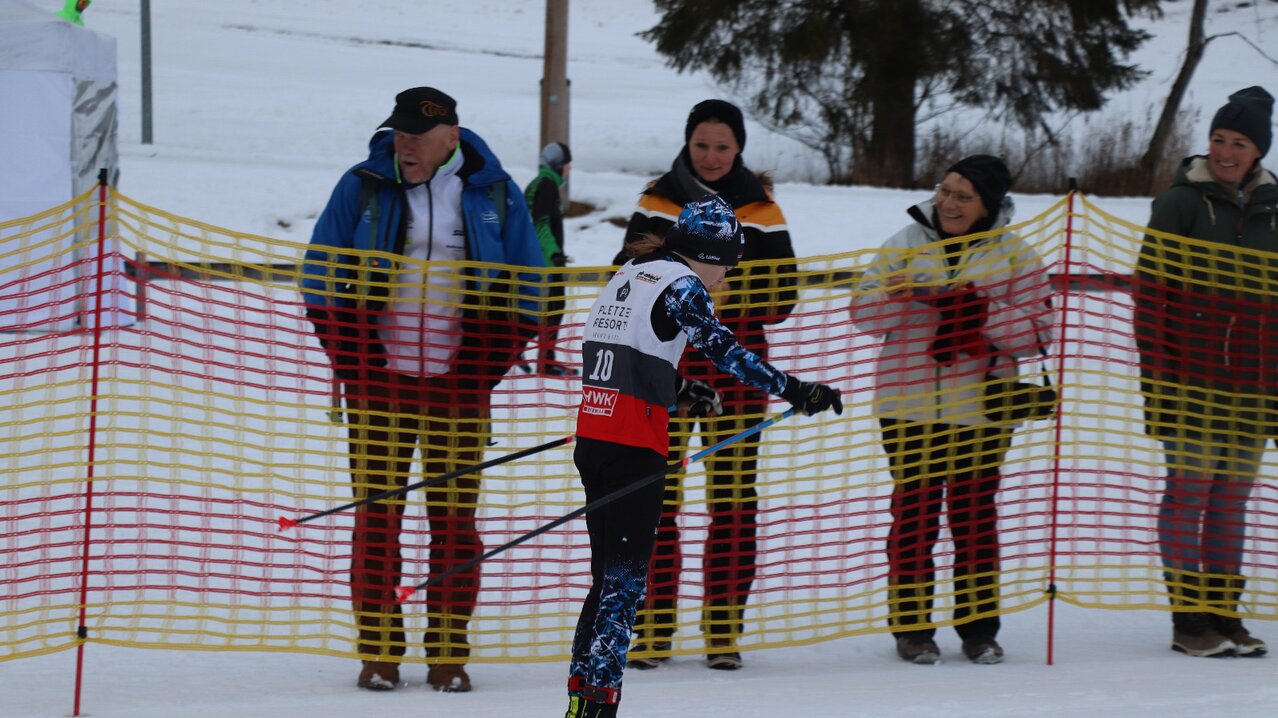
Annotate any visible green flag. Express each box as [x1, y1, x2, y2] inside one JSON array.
[[55, 0, 91, 27]]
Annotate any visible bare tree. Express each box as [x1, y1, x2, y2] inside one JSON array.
[[1139, 0, 1278, 193], [1138, 0, 1210, 192]]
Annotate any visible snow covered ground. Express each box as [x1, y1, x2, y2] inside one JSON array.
[[4, 0, 1278, 716]]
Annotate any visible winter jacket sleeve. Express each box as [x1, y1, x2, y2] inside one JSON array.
[[299, 171, 394, 378], [848, 226, 938, 338], [300, 171, 364, 309], [463, 177, 546, 319], [726, 198, 798, 327], [662, 276, 789, 396], [527, 175, 565, 265], [500, 177, 548, 315]]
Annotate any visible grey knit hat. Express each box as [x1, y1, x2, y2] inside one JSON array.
[[539, 141, 572, 175], [1210, 86, 1274, 157]]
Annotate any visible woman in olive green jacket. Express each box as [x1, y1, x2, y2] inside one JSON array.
[[1134, 86, 1277, 659]]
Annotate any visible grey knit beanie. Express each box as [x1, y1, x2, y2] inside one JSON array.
[[539, 141, 572, 175]]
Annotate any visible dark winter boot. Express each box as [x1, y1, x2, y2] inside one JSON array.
[[706, 637, 743, 670], [426, 663, 471, 692], [626, 639, 672, 669], [961, 637, 1004, 665], [1172, 611, 1236, 656], [895, 634, 941, 665], [1167, 572, 1235, 657], [425, 611, 473, 691], [1207, 575, 1268, 657], [628, 612, 675, 669], [356, 660, 400, 691]]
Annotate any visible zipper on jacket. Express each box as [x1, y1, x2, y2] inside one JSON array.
[[1224, 313, 1235, 373], [933, 364, 944, 424], [419, 178, 435, 378], [1202, 194, 1217, 226]]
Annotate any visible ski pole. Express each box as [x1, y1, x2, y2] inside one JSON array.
[[394, 408, 797, 603], [278, 434, 575, 531]]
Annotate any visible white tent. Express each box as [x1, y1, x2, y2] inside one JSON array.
[[0, 0, 127, 332]]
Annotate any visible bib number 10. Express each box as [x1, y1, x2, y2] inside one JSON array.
[[588, 349, 614, 382]]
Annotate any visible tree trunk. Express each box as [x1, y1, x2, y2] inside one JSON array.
[[853, 0, 921, 188], [859, 77, 917, 187], [1140, 0, 1211, 194]]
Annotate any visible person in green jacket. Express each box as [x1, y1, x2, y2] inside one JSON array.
[[55, 0, 91, 26], [1134, 85, 1276, 659], [523, 141, 575, 375]]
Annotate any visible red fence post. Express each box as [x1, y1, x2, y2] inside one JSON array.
[[1044, 179, 1083, 666], [72, 168, 111, 717]]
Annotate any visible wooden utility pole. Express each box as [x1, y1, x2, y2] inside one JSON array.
[[540, 0, 570, 186]]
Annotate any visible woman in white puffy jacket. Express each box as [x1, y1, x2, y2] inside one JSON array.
[[848, 155, 1055, 667]]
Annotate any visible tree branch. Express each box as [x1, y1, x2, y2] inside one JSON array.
[[1206, 31, 1278, 65]]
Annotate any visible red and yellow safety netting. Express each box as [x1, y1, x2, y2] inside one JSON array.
[[2, 186, 1275, 666]]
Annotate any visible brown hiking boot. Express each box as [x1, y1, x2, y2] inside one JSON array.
[[895, 635, 941, 664], [427, 663, 472, 692], [356, 661, 400, 691], [1171, 613, 1235, 657], [1205, 575, 1267, 657], [1214, 616, 1267, 657], [961, 638, 1004, 664]]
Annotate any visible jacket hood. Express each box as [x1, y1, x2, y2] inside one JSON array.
[[1174, 155, 1278, 201], [356, 127, 512, 187]]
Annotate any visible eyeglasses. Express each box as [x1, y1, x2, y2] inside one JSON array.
[[934, 184, 979, 206]]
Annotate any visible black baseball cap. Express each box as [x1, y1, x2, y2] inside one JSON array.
[[379, 87, 459, 134]]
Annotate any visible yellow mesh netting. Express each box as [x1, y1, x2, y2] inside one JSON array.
[[2, 189, 1274, 665]]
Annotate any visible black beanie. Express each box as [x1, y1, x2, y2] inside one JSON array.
[[684, 99, 746, 151], [945, 154, 1012, 217], [1210, 86, 1273, 157]]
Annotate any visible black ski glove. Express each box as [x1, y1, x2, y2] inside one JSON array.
[[676, 376, 723, 418], [781, 376, 843, 416]]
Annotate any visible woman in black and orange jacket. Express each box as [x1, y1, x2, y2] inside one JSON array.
[[616, 99, 798, 671]]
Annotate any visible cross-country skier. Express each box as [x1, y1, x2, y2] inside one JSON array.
[[565, 195, 843, 717]]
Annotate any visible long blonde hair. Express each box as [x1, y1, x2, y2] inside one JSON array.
[[623, 232, 666, 258]]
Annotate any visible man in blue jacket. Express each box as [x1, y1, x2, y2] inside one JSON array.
[[301, 87, 544, 693]]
